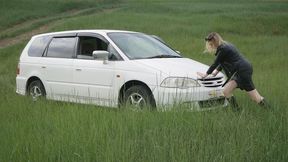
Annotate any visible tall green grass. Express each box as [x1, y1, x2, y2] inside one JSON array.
[[0, 0, 288, 161]]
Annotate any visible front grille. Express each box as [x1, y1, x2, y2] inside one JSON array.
[[197, 76, 225, 88], [198, 97, 226, 108]]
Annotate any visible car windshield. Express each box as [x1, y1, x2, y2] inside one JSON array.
[[108, 32, 182, 59]]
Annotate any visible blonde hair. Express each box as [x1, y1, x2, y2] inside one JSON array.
[[204, 32, 226, 54]]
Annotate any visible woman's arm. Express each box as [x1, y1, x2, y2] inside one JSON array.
[[206, 48, 225, 75]]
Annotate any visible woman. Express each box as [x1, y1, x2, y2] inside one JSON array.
[[197, 32, 270, 111]]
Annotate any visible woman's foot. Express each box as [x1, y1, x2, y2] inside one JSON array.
[[227, 96, 241, 112], [258, 98, 271, 109]]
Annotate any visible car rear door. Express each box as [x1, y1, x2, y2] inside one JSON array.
[[41, 34, 77, 100]]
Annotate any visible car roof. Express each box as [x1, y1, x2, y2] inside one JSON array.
[[32, 30, 138, 38]]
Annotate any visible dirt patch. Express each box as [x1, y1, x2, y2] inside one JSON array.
[[0, 24, 51, 48], [0, 7, 117, 49]]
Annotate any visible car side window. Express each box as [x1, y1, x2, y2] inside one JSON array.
[[46, 37, 76, 58], [28, 36, 51, 57], [77, 36, 122, 61], [77, 36, 107, 59]]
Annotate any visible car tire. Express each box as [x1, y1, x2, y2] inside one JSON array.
[[27, 80, 46, 101], [123, 85, 156, 110]]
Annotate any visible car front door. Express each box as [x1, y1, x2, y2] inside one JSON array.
[[73, 33, 116, 106]]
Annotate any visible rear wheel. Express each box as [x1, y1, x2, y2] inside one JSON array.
[[122, 85, 155, 110], [27, 80, 46, 101]]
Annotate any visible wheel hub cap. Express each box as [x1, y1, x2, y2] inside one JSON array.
[[127, 93, 146, 108], [30, 86, 42, 101]]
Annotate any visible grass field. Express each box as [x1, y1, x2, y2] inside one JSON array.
[[0, 0, 288, 161]]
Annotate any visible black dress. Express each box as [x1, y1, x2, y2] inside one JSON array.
[[206, 43, 255, 91]]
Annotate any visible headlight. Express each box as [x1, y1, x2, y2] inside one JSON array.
[[160, 77, 200, 88]]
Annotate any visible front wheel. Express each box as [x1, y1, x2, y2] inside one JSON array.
[[123, 85, 155, 110], [27, 80, 46, 101]]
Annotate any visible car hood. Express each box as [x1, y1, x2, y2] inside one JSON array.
[[135, 58, 220, 79]]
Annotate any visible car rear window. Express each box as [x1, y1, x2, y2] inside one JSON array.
[[28, 36, 51, 57]]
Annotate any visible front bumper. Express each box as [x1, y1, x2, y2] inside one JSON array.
[[153, 86, 227, 111]]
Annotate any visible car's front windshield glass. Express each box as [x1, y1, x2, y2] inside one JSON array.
[[108, 32, 182, 59]]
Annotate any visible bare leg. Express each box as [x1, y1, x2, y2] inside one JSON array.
[[223, 80, 238, 98], [247, 89, 263, 103], [223, 80, 241, 111]]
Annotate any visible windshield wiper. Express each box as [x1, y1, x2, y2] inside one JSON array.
[[147, 54, 182, 59]]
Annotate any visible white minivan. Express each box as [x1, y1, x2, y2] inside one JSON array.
[[16, 30, 227, 110]]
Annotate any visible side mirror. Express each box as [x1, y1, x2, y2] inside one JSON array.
[[92, 50, 109, 64]]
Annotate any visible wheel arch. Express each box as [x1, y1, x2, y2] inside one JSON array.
[[118, 80, 156, 107], [26, 76, 46, 95]]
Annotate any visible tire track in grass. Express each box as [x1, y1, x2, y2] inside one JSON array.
[[0, 7, 119, 49]]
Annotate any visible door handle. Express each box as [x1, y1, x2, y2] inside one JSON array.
[[41, 66, 46, 69], [75, 69, 82, 71]]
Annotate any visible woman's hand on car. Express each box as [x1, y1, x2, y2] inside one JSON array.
[[197, 72, 208, 79], [212, 69, 219, 77]]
